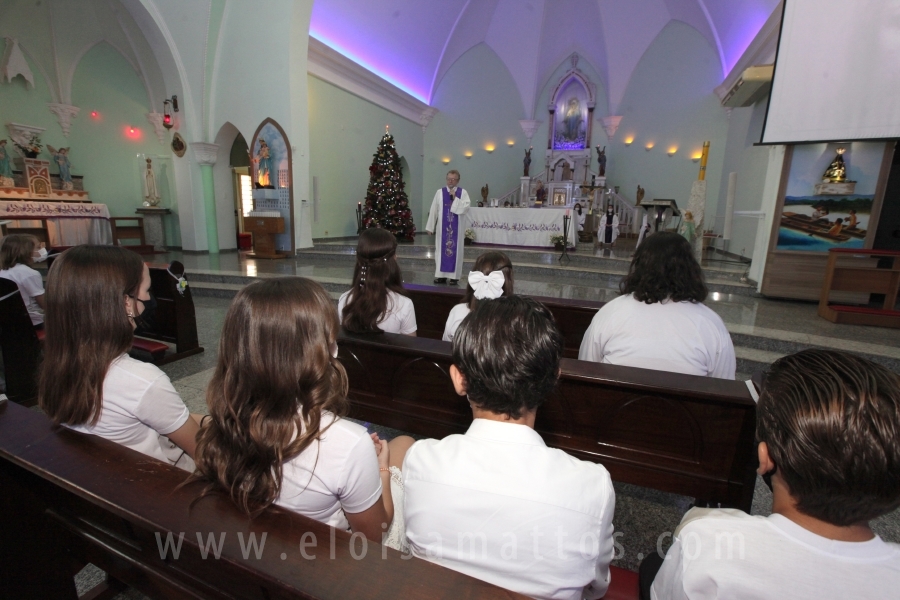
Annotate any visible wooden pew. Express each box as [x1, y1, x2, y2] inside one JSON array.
[[0, 279, 42, 406], [134, 261, 204, 364], [0, 400, 529, 600], [404, 283, 603, 358], [0, 400, 639, 599], [337, 331, 758, 512]]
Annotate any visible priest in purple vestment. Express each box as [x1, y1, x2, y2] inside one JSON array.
[[426, 170, 471, 285]]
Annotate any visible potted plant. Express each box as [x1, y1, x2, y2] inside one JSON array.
[[464, 228, 475, 245], [550, 233, 568, 249], [14, 135, 43, 159]]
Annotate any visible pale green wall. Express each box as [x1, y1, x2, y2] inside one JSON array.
[[210, 0, 313, 249], [600, 21, 728, 225], [715, 99, 771, 259], [307, 75, 424, 239], [423, 44, 527, 214], [0, 39, 181, 245]]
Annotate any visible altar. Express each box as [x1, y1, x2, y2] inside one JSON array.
[[1, 200, 112, 246], [466, 207, 577, 248]]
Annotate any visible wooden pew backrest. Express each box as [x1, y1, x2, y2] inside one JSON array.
[[0, 278, 41, 406], [338, 330, 758, 511], [0, 401, 526, 600], [136, 261, 203, 364], [404, 283, 604, 358]]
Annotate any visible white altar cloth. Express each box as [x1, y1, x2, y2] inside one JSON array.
[[467, 207, 577, 248], [0, 201, 113, 246]]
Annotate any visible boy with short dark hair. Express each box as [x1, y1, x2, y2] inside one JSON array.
[[403, 296, 616, 600], [650, 349, 900, 599]]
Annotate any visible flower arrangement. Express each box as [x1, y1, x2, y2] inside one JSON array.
[[464, 228, 475, 241], [550, 233, 570, 247], [14, 135, 43, 157]]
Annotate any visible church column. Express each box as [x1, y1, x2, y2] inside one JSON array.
[[191, 142, 220, 254]]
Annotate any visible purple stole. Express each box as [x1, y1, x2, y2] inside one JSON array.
[[440, 187, 462, 273]]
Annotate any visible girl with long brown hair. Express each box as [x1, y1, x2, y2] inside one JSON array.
[[38, 245, 199, 469], [339, 227, 417, 335], [442, 251, 513, 342], [194, 277, 411, 544]]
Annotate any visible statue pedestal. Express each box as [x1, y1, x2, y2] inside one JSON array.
[[814, 181, 856, 195], [136, 207, 171, 251]]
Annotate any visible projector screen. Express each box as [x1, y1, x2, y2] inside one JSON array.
[[761, 0, 900, 144]]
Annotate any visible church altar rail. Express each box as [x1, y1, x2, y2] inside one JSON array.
[[467, 207, 577, 248], [0, 200, 112, 246], [0, 401, 529, 600], [403, 283, 602, 358], [337, 330, 758, 512]]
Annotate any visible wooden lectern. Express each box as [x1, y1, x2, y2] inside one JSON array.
[[245, 216, 287, 259]]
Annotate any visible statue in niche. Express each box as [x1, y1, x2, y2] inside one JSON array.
[[562, 161, 572, 181], [523, 147, 532, 177], [596, 145, 607, 177], [0, 140, 14, 187], [253, 139, 273, 188], [563, 97, 583, 142], [823, 148, 847, 182], [47, 145, 73, 190], [143, 158, 161, 206]]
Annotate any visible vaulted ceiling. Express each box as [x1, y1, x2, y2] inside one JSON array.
[[310, 0, 781, 114]]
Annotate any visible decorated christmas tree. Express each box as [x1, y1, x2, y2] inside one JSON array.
[[362, 129, 415, 241]]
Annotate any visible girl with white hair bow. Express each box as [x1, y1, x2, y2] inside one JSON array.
[[442, 251, 514, 342]]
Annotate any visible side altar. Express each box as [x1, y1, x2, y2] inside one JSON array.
[[1, 124, 91, 203]]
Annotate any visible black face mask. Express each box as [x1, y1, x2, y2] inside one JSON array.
[[133, 291, 158, 329]]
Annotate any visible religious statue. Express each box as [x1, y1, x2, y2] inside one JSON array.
[[143, 158, 161, 206], [596, 145, 607, 177], [680, 210, 696, 243], [0, 139, 14, 187], [563, 97, 583, 141], [253, 138, 273, 188], [636, 185, 645, 206], [823, 148, 847, 182], [523, 147, 532, 177], [47, 145, 73, 190], [535, 180, 547, 205], [562, 161, 572, 181], [481, 183, 489, 205]]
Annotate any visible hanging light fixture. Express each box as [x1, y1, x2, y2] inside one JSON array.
[[162, 95, 178, 130]]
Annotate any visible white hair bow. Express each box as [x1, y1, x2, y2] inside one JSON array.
[[468, 270, 505, 300]]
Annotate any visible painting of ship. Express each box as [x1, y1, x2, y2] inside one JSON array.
[[780, 212, 867, 242]]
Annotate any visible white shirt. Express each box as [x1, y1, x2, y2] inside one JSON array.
[[578, 294, 736, 379], [652, 508, 900, 600], [0, 263, 44, 325], [403, 419, 616, 600], [65, 354, 193, 469], [338, 289, 417, 335], [277, 412, 382, 531], [441, 303, 470, 342]]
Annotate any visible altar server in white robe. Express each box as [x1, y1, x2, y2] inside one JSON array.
[[426, 170, 471, 285], [598, 206, 619, 246], [636, 212, 651, 249]]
